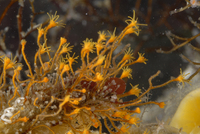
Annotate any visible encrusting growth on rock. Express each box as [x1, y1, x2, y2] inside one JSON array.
[[0, 11, 189, 134]]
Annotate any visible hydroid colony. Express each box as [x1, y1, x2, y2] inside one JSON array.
[[0, 10, 188, 134]]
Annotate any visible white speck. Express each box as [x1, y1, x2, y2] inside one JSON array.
[[103, 86, 108, 91], [45, 122, 51, 127], [4, 27, 9, 32], [51, 120, 56, 125], [110, 98, 115, 102], [111, 80, 116, 85], [111, 95, 117, 100], [82, 95, 86, 101], [108, 88, 112, 92], [82, 20, 87, 26]]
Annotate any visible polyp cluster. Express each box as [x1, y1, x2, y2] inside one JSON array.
[[0, 11, 188, 134]]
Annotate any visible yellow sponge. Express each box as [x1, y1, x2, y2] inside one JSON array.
[[170, 88, 200, 133]]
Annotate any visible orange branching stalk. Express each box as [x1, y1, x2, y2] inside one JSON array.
[[0, 11, 189, 134]]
